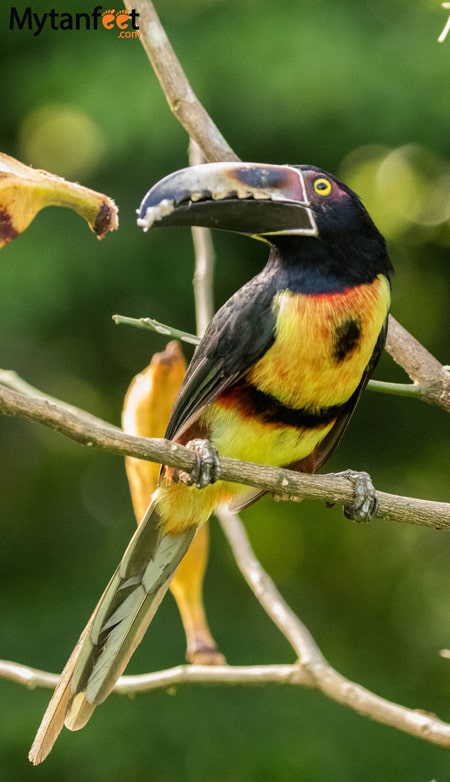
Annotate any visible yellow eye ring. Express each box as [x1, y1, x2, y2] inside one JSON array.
[[313, 177, 332, 197]]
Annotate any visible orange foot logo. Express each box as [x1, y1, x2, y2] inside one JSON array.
[[101, 8, 140, 35]]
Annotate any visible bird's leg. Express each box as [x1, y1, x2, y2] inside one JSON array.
[[337, 469, 378, 523], [179, 439, 221, 488]]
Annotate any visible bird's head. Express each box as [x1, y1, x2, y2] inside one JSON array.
[[138, 162, 393, 286], [297, 165, 378, 237]]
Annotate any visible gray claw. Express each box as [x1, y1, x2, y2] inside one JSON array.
[[338, 470, 378, 523], [179, 439, 221, 488]]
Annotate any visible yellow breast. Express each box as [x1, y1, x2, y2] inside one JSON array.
[[247, 274, 390, 411]]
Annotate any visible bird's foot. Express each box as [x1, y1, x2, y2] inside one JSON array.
[[179, 439, 221, 488], [337, 469, 378, 523]]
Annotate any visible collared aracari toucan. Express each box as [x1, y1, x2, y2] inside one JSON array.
[[30, 162, 393, 763]]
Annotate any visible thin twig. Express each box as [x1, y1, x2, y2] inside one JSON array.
[[368, 379, 433, 399], [216, 505, 323, 664], [189, 139, 216, 334], [0, 659, 307, 692], [112, 314, 200, 344], [112, 315, 449, 406]]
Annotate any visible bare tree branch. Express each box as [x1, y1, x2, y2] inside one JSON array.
[[189, 139, 216, 334], [216, 505, 323, 663], [0, 657, 308, 692], [386, 316, 450, 413], [126, 0, 238, 163], [0, 372, 448, 531], [2, 657, 450, 749], [216, 505, 450, 750]]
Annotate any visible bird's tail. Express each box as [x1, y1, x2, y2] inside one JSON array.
[[29, 491, 195, 765]]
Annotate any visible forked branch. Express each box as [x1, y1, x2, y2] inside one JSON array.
[[1, 504, 450, 750]]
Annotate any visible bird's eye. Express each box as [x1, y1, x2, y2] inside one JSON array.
[[313, 177, 333, 197]]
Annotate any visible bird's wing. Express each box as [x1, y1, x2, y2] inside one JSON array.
[[166, 272, 277, 441]]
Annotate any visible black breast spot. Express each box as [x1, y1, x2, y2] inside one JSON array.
[[333, 318, 361, 363]]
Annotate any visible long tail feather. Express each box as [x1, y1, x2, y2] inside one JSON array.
[[29, 491, 196, 765]]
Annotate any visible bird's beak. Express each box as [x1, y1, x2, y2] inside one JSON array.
[[137, 162, 318, 238]]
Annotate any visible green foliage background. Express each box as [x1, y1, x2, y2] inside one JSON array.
[[0, 1, 449, 779]]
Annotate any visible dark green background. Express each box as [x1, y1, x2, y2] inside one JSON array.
[[0, 1, 449, 779]]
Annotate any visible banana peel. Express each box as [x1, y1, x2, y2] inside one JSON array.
[[0, 151, 118, 248], [122, 340, 187, 512], [122, 340, 225, 664]]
